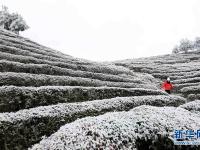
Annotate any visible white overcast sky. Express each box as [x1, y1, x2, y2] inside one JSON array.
[[1, 0, 200, 61]]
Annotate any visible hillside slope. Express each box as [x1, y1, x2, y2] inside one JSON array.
[[0, 29, 198, 149], [114, 52, 200, 101]]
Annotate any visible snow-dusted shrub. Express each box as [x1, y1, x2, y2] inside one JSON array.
[[180, 85, 200, 95], [114, 50, 200, 94], [132, 73, 159, 84], [0, 72, 158, 89], [180, 100, 200, 112], [175, 83, 200, 91], [0, 40, 93, 67], [196, 94, 200, 100], [0, 29, 72, 59], [175, 72, 200, 80], [0, 60, 141, 83], [114, 54, 200, 74], [0, 95, 185, 149], [0, 43, 132, 77], [151, 73, 169, 79], [0, 51, 83, 70], [1, 29, 76, 61], [0, 30, 64, 58], [187, 94, 196, 102], [0, 39, 69, 61], [0, 32, 133, 75], [30, 105, 200, 150], [0, 86, 166, 112], [173, 77, 200, 84], [0, 50, 132, 76], [90, 63, 133, 75], [0, 50, 85, 73], [0, 36, 97, 65]]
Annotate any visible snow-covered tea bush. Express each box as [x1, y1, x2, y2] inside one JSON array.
[[0, 28, 199, 150], [30, 105, 200, 150], [181, 85, 200, 95], [0, 95, 185, 149], [0, 30, 134, 75], [0, 86, 166, 112], [113, 52, 200, 98], [0, 59, 140, 82], [180, 100, 200, 112], [0, 72, 158, 89], [187, 94, 197, 102]]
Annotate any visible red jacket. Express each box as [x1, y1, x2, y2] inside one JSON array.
[[162, 81, 173, 90]]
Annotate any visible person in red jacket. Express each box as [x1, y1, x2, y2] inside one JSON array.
[[162, 77, 173, 94]]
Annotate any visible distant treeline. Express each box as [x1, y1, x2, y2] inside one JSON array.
[[172, 37, 200, 54]]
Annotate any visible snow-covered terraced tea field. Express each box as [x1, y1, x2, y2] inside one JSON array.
[[114, 52, 200, 101], [0, 28, 199, 149]]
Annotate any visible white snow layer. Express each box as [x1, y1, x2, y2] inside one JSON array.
[[29, 105, 200, 150]]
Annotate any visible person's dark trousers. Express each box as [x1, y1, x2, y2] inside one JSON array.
[[165, 90, 171, 94]]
